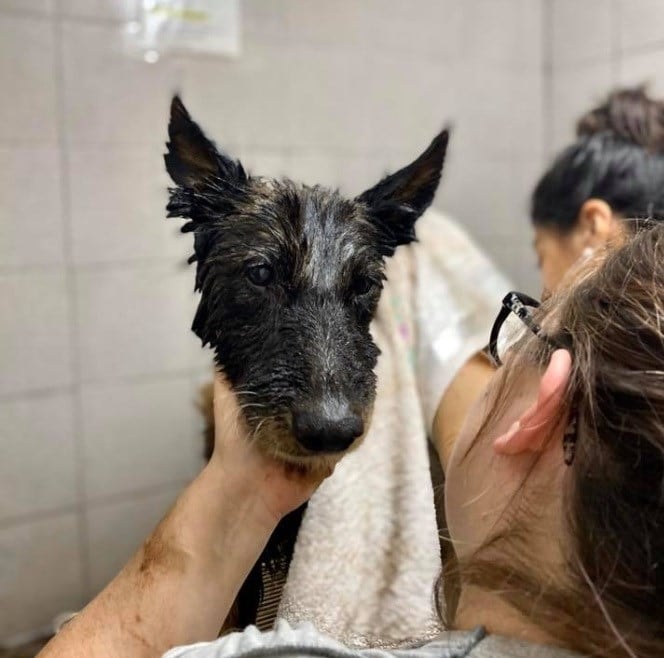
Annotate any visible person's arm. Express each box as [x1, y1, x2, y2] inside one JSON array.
[[39, 377, 329, 658], [432, 352, 494, 472]]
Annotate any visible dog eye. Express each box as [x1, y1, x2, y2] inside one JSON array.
[[246, 264, 274, 287], [352, 276, 375, 296]]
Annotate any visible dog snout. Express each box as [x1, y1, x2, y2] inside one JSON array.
[[292, 406, 364, 453]]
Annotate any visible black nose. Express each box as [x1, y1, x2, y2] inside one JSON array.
[[292, 408, 364, 453]]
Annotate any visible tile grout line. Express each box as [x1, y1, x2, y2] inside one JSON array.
[[0, 478, 191, 532], [0, 6, 52, 21], [52, 2, 93, 602], [0, 366, 211, 404]]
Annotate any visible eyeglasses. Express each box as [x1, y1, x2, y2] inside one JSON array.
[[487, 291, 577, 465], [488, 291, 550, 366]]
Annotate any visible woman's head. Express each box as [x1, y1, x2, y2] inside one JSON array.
[[445, 224, 664, 657], [532, 86, 664, 292]]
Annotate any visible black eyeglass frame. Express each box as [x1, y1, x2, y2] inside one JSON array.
[[487, 291, 578, 465], [488, 291, 567, 367]]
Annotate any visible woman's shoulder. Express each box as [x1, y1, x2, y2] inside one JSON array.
[[161, 621, 585, 658], [470, 633, 586, 658]]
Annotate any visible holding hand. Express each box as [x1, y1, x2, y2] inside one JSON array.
[[39, 376, 336, 658], [209, 374, 335, 524]]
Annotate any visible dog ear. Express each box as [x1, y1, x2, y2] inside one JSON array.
[[164, 96, 249, 297], [164, 95, 246, 189], [356, 129, 449, 256]]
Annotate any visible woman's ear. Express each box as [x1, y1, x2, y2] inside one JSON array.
[[493, 350, 572, 456], [577, 198, 618, 246]]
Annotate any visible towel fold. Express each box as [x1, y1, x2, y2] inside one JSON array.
[[278, 209, 511, 648]]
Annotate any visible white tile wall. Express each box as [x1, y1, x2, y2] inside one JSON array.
[[0, 0, 562, 641], [0, 146, 64, 268], [81, 376, 202, 500], [547, 2, 664, 158], [456, 0, 543, 70], [617, 0, 664, 53], [362, 52, 456, 154], [336, 155, 390, 198], [285, 44, 372, 152], [284, 0, 461, 60], [59, 0, 138, 22], [0, 14, 57, 142], [68, 148, 187, 265], [438, 156, 522, 240], [453, 66, 543, 159], [61, 21, 182, 147], [283, 151, 342, 189], [283, 0, 372, 49], [551, 0, 613, 68], [180, 34, 292, 151], [240, 148, 289, 180], [242, 0, 288, 40], [619, 48, 664, 95], [75, 265, 198, 382], [0, 0, 53, 16], [549, 61, 614, 153], [0, 393, 77, 521], [0, 514, 84, 639], [0, 270, 72, 396]]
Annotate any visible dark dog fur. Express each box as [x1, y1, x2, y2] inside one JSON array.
[[165, 96, 448, 628]]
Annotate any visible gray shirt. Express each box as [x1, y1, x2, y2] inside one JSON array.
[[162, 620, 585, 658]]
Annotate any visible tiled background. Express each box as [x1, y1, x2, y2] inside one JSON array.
[[1, 0, 663, 643]]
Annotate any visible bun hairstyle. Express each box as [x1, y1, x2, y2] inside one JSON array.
[[532, 86, 664, 231], [577, 85, 664, 153]]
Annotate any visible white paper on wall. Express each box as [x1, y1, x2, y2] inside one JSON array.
[[124, 0, 241, 61]]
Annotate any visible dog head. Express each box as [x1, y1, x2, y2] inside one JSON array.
[[165, 96, 448, 468]]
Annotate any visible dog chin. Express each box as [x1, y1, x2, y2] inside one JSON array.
[[268, 448, 343, 475], [254, 409, 374, 473]]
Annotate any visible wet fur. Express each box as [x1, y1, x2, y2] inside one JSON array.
[[165, 96, 449, 629]]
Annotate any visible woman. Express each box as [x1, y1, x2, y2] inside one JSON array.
[[531, 85, 664, 293], [40, 223, 664, 657], [436, 85, 664, 467]]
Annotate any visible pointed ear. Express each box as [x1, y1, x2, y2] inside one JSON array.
[[493, 350, 572, 457], [356, 129, 449, 256], [164, 95, 246, 189]]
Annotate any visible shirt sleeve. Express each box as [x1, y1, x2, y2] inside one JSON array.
[[411, 209, 513, 431], [162, 620, 490, 658], [162, 619, 350, 658]]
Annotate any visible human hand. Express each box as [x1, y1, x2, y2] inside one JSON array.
[[209, 374, 334, 525]]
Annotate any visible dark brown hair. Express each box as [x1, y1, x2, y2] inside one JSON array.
[[444, 223, 664, 657], [577, 85, 664, 152], [532, 86, 664, 231]]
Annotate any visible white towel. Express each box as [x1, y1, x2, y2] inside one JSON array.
[[278, 209, 511, 649]]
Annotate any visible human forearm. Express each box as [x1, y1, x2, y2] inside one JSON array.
[[39, 460, 276, 658]]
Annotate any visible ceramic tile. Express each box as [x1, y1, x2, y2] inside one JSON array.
[[0, 393, 77, 521], [0, 270, 72, 396], [81, 376, 202, 499], [0, 514, 83, 639]]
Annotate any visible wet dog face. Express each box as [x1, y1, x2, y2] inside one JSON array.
[[165, 97, 448, 468]]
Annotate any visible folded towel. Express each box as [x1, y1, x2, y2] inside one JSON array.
[[277, 209, 511, 649]]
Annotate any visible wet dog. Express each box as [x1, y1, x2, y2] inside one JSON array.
[[164, 96, 448, 628]]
